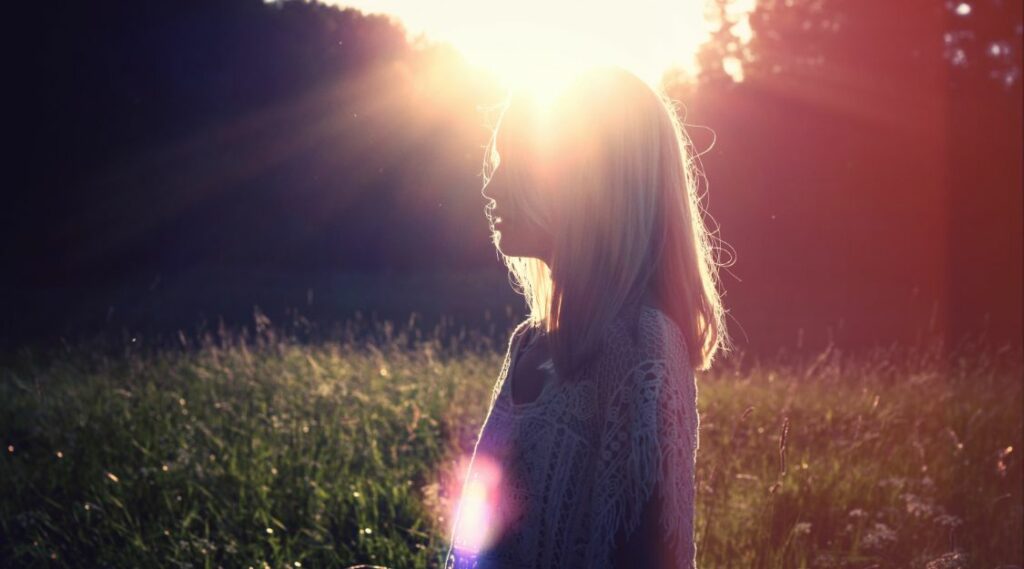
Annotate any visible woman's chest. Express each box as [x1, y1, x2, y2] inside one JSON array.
[[475, 374, 601, 488]]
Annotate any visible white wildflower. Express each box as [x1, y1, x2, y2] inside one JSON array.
[[902, 492, 936, 518], [861, 522, 897, 550], [925, 550, 969, 569]]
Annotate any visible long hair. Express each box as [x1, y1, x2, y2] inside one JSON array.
[[482, 66, 733, 375]]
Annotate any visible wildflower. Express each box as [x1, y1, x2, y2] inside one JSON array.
[[901, 492, 935, 518], [860, 522, 897, 550], [878, 476, 906, 490], [266, 528, 274, 535], [997, 445, 1013, 477], [793, 522, 812, 535], [934, 514, 963, 528], [812, 551, 840, 568], [848, 508, 868, 519], [925, 550, 970, 569], [106, 472, 120, 483]]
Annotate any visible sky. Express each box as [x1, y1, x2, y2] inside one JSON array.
[[327, 0, 756, 96]]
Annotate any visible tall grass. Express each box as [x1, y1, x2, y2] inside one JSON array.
[[1, 314, 1020, 568]]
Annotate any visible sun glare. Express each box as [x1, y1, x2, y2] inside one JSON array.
[[448, 454, 505, 555], [330, 0, 749, 100]]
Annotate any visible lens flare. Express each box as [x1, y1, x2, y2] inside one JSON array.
[[449, 453, 504, 555]]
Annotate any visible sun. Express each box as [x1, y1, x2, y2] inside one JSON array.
[[331, 0, 732, 100]]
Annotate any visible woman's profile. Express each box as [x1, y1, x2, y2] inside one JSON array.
[[444, 66, 732, 569]]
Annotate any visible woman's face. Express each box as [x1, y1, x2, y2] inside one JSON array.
[[481, 123, 555, 264]]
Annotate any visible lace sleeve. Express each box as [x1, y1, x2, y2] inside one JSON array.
[[586, 316, 699, 568]]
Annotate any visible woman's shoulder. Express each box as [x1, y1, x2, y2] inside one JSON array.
[[504, 309, 688, 383], [635, 305, 689, 361], [604, 305, 687, 360], [507, 318, 538, 349], [584, 305, 690, 393]]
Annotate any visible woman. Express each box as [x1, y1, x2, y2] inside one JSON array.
[[445, 66, 732, 569]]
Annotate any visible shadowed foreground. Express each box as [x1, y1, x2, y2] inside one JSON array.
[[1, 319, 1020, 568]]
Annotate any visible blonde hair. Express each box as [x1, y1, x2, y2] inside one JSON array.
[[482, 66, 733, 374]]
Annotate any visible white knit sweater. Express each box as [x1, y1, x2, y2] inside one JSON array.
[[445, 305, 699, 568]]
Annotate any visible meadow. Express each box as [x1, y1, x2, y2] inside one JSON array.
[[1, 314, 1021, 569]]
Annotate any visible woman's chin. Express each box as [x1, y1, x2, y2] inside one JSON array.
[[496, 233, 521, 257], [495, 227, 548, 260]]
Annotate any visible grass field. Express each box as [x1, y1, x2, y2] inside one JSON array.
[[1, 316, 1021, 568]]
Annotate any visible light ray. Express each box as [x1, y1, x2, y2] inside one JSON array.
[[330, 0, 733, 99]]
